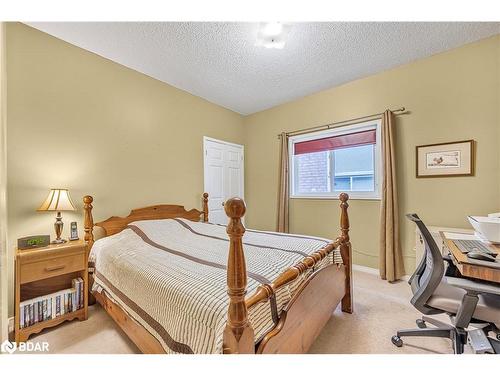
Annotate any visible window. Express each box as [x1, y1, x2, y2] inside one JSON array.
[[289, 119, 382, 199]]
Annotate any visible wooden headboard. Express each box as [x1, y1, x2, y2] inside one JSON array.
[[83, 193, 209, 246]]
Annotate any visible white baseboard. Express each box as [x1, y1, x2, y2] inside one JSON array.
[[352, 264, 379, 275], [352, 263, 410, 281]]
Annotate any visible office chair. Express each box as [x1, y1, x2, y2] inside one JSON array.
[[391, 213, 500, 354]]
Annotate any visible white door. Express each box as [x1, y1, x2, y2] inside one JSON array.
[[203, 137, 244, 225]]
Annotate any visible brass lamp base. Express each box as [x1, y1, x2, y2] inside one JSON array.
[[52, 211, 66, 244]]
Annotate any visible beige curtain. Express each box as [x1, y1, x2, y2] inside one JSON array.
[[276, 132, 289, 233], [379, 110, 405, 281]]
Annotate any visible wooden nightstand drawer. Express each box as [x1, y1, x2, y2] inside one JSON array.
[[20, 253, 85, 284]]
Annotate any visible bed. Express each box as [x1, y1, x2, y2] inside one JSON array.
[[83, 193, 353, 354]]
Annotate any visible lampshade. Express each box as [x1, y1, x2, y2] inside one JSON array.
[[37, 189, 76, 212]]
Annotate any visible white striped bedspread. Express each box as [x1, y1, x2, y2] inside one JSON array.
[[89, 218, 343, 354]]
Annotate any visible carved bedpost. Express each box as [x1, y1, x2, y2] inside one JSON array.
[[83, 195, 96, 305], [338, 193, 353, 313], [202, 193, 209, 222], [83, 195, 94, 247], [222, 197, 254, 354]]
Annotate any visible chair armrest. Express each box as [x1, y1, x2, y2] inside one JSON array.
[[446, 277, 500, 296], [442, 254, 460, 277]]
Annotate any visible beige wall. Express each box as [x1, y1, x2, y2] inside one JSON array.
[[5, 23, 244, 316], [243, 35, 500, 272], [498, 39, 500, 207], [1, 22, 8, 341]]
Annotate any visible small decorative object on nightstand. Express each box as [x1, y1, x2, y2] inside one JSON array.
[[17, 235, 50, 250], [37, 188, 76, 244], [69, 221, 79, 241], [14, 240, 88, 343]]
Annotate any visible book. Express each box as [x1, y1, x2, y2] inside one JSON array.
[[51, 297, 56, 319], [72, 279, 80, 310], [24, 305, 28, 327], [55, 295, 61, 317], [42, 299, 47, 321], [29, 304, 34, 326], [33, 299, 38, 324], [78, 277, 84, 308], [23, 303, 27, 328], [20, 302, 25, 329], [48, 297, 52, 319], [60, 293, 65, 315]]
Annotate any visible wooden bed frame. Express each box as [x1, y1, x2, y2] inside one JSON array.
[[83, 192, 352, 354]]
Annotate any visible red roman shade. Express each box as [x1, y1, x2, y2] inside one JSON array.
[[294, 129, 376, 155]]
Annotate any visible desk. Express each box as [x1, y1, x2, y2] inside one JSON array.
[[440, 231, 500, 284], [415, 226, 473, 264]]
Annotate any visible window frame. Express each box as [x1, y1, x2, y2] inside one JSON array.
[[288, 119, 382, 200]]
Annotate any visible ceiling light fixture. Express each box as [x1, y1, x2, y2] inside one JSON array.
[[256, 22, 291, 49]]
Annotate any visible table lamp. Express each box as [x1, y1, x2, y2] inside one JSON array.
[[37, 188, 76, 244]]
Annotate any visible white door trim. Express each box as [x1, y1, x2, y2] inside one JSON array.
[[203, 136, 245, 151], [203, 137, 245, 225]]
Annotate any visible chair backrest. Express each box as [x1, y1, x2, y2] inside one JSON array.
[[406, 213, 445, 315]]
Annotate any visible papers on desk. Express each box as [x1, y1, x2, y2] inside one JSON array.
[[442, 232, 480, 241], [443, 231, 497, 245]]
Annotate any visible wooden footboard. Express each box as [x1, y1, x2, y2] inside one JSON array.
[[257, 264, 346, 353], [223, 193, 352, 354]]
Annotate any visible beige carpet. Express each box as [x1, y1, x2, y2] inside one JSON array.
[[28, 269, 460, 354]]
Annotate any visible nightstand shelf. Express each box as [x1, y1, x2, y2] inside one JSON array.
[[17, 309, 85, 341], [15, 240, 89, 343]]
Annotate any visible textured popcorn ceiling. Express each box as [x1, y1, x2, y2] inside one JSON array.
[[27, 22, 500, 115]]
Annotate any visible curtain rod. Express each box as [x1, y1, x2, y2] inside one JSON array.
[[278, 107, 407, 138]]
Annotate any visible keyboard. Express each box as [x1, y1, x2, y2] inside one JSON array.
[[452, 239, 497, 257]]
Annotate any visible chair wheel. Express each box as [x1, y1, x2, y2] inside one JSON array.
[[497, 333, 500, 341], [416, 319, 427, 329], [391, 335, 403, 347]]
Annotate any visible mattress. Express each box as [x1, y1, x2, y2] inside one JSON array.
[[89, 218, 342, 354]]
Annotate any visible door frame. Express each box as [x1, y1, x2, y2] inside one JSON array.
[[203, 136, 245, 210]]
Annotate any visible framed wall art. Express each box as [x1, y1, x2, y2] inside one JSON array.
[[416, 140, 475, 178]]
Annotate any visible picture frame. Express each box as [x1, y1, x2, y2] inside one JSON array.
[[416, 140, 475, 178]]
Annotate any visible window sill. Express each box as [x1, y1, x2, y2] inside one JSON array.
[[290, 195, 381, 201]]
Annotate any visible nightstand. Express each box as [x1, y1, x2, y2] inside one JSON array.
[[14, 240, 89, 343]]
